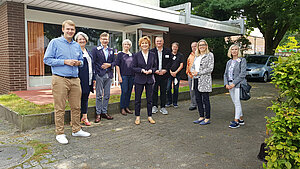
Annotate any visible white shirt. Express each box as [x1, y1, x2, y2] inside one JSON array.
[[157, 48, 163, 70], [193, 54, 205, 72], [142, 51, 148, 64], [83, 50, 93, 85]]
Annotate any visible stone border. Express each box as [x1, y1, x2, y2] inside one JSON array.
[[0, 87, 227, 131]]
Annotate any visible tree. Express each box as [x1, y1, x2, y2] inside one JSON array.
[[161, 0, 300, 55], [236, 0, 299, 55]]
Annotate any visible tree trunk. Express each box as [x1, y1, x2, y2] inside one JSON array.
[[264, 30, 275, 55]]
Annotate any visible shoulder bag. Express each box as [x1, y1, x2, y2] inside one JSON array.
[[239, 58, 252, 100]]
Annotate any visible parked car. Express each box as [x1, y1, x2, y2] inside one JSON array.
[[245, 55, 278, 82]]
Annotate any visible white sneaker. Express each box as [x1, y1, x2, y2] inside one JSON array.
[[56, 134, 68, 144], [152, 106, 158, 114], [72, 129, 91, 137], [160, 107, 168, 115]]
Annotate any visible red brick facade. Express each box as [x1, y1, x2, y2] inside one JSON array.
[[0, 2, 27, 94]]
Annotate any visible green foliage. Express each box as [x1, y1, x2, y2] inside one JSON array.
[[276, 37, 300, 53], [160, 0, 300, 55], [271, 54, 300, 107], [265, 53, 300, 169]]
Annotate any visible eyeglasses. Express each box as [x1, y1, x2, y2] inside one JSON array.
[[199, 44, 207, 47]]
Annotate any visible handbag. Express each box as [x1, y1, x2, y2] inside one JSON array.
[[240, 83, 251, 100], [239, 58, 251, 100]]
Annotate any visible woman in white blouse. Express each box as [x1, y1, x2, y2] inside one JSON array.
[[191, 39, 214, 125], [75, 32, 95, 126]]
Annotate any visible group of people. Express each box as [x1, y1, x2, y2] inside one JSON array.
[[44, 20, 247, 144]]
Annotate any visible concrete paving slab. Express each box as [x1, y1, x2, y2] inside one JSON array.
[[0, 82, 277, 169]]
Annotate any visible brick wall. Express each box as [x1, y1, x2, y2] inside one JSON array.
[[0, 2, 26, 94]]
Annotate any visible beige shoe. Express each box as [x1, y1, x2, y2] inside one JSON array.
[[135, 117, 140, 125], [148, 117, 155, 124]]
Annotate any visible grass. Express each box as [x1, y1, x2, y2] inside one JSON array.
[[0, 84, 223, 115], [26, 140, 51, 157]]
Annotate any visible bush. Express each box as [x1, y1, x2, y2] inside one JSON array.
[[264, 53, 300, 169]]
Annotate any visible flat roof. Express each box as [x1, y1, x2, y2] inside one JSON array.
[[3, 0, 244, 37]]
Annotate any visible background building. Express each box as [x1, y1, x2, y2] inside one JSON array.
[[0, 0, 244, 94]]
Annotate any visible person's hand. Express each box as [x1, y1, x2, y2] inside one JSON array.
[[191, 71, 198, 76], [225, 85, 230, 90], [155, 70, 160, 74], [160, 69, 167, 75], [229, 83, 235, 89], [170, 70, 176, 77], [118, 77, 122, 83], [73, 61, 82, 66], [101, 63, 111, 69], [64, 59, 76, 66], [146, 70, 152, 75]]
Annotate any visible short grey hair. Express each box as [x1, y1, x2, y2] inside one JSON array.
[[122, 39, 132, 47], [74, 32, 89, 42]]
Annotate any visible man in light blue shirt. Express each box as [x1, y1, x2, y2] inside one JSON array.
[[44, 20, 90, 144]]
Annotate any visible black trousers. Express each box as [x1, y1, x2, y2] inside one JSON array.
[[135, 83, 153, 117], [81, 92, 90, 114], [152, 75, 168, 108], [194, 78, 211, 119]]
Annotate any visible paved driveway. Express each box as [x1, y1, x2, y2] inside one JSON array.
[[0, 82, 277, 169]]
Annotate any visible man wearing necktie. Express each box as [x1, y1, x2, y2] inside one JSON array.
[[92, 32, 115, 123]]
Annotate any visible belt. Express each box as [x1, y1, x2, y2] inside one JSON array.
[[228, 80, 233, 82], [54, 74, 77, 79]]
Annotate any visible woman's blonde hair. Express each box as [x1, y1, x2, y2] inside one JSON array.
[[195, 39, 210, 56], [227, 44, 242, 58], [138, 36, 151, 48]]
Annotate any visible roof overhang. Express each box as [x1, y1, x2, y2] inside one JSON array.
[[2, 0, 244, 37]]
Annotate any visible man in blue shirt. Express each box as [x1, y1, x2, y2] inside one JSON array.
[[92, 32, 115, 123], [44, 20, 91, 144]]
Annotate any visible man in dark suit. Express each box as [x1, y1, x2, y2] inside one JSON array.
[[92, 32, 115, 123], [150, 36, 171, 115]]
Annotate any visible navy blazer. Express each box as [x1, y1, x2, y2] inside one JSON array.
[[132, 51, 157, 85], [150, 47, 172, 79], [79, 49, 95, 94], [91, 46, 116, 79]]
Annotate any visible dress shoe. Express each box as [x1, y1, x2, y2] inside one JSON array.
[[148, 117, 156, 124], [101, 113, 114, 120], [95, 114, 101, 123], [81, 118, 91, 126], [125, 108, 133, 114], [121, 109, 127, 116], [189, 106, 197, 111]]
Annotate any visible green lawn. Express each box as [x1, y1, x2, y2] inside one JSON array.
[[0, 84, 223, 115]]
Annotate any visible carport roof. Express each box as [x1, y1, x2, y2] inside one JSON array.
[[2, 0, 244, 37]]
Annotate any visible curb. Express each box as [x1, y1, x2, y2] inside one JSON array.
[[0, 87, 227, 131]]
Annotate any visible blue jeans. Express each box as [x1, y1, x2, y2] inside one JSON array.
[[166, 76, 180, 105], [120, 76, 134, 109]]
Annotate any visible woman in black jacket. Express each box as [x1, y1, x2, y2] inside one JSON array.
[[75, 32, 95, 126]]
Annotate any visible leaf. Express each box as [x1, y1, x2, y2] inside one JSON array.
[[285, 161, 292, 169], [276, 144, 284, 150]]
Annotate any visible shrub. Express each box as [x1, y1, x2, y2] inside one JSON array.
[[264, 53, 300, 169]]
